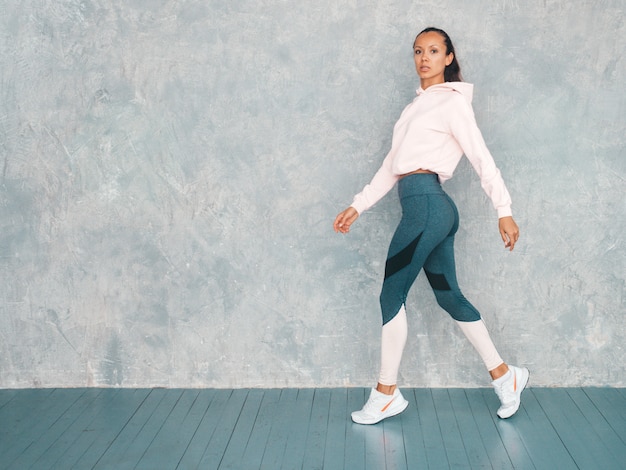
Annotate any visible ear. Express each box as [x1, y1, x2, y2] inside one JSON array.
[[445, 52, 454, 66]]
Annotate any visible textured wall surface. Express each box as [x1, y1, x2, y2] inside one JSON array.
[[1, 0, 624, 388]]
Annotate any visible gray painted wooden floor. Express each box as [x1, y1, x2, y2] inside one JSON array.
[[0, 387, 624, 469]]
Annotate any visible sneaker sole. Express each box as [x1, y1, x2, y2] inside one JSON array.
[[498, 369, 530, 419], [351, 399, 409, 425]]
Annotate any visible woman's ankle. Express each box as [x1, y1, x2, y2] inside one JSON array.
[[376, 383, 397, 395], [489, 363, 510, 380]]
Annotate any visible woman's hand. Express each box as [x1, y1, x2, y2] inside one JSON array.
[[334, 207, 359, 234], [499, 216, 519, 251]]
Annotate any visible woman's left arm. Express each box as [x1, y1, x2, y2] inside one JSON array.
[[449, 95, 519, 250]]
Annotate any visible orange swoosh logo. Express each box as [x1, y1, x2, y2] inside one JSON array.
[[381, 397, 396, 412]]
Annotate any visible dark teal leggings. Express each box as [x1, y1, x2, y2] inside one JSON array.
[[380, 173, 481, 325]]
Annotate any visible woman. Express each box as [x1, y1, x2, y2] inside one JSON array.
[[333, 27, 529, 424]]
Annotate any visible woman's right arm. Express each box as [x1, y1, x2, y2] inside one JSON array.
[[349, 149, 399, 214], [334, 149, 398, 234]]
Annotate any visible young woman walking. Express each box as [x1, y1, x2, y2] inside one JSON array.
[[334, 27, 529, 424]]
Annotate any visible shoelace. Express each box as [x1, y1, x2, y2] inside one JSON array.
[[494, 381, 515, 405], [362, 393, 391, 414], [363, 398, 379, 413]]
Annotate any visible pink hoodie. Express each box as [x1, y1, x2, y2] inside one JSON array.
[[351, 82, 512, 218]]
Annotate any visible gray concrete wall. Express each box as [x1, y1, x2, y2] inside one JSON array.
[[1, 0, 624, 388]]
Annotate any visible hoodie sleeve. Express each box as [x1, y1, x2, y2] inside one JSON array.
[[448, 94, 513, 218], [350, 148, 399, 214]]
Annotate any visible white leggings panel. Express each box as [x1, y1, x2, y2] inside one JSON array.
[[378, 305, 408, 386], [455, 319, 504, 371], [378, 308, 505, 385]]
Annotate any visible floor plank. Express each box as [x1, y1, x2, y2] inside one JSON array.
[[0, 387, 624, 470], [382, 409, 408, 470], [198, 389, 248, 468], [533, 388, 623, 470], [258, 388, 298, 470], [447, 388, 492, 469], [176, 388, 232, 468], [218, 389, 265, 470], [323, 388, 348, 470], [8, 388, 103, 469], [133, 389, 203, 470], [93, 388, 191, 469], [281, 388, 316, 469], [414, 388, 449, 468], [0, 389, 18, 409], [343, 387, 367, 469], [77, 388, 173, 469], [584, 387, 626, 444], [239, 389, 280, 469], [481, 388, 535, 470], [0, 388, 88, 469], [433, 389, 472, 468], [401, 389, 428, 469], [362, 413, 387, 470], [509, 389, 578, 470], [567, 388, 626, 464], [301, 388, 330, 469], [464, 388, 514, 469]]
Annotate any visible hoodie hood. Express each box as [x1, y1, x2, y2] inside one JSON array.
[[417, 81, 474, 104]]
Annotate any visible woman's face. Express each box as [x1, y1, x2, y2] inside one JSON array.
[[413, 31, 454, 88]]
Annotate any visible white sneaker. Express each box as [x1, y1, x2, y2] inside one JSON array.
[[492, 365, 529, 419], [351, 388, 409, 425]]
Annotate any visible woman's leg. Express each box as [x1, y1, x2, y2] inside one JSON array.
[[455, 319, 505, 373], [379, 193, 456, 326], [423, 226, 510, 375], [421, 195, 505, 371], [376, 194, 455, 382], [351, 304, 410, 425], [378, 304, 408, 389], [352, 191, 453, 425], [421, 199, 529, 418]]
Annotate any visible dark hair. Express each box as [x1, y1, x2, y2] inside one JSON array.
[[415, 27, 463, 82]]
